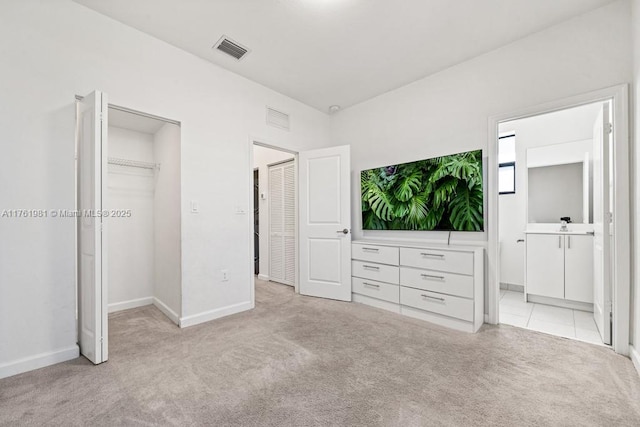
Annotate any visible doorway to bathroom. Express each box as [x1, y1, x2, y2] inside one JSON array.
[[497, 100, 610, 345], [490, 86, 630, 354]]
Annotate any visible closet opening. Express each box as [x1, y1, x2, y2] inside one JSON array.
[[76, 92, 182, 364], [251, 143, 298, 301], [105, 107, 182, 329]]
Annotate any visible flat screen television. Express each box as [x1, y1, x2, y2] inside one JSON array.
[[360, 149, 484, 231]]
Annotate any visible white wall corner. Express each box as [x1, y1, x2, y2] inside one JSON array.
[[0, 345, 79, 380], [179, 301, 253, 328], [153, 297, 181, 326]]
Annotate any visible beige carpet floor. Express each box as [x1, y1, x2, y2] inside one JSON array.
[[1, 279, 640, 426]]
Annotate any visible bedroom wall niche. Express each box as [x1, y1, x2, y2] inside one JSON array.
[[107, 107, 181, 324]]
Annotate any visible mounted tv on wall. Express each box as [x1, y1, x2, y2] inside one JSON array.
[[361, 149, 484, 231]]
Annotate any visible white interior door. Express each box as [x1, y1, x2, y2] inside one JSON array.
[[77, 91, 108, 364], [269, 160, 295, 286], [592, 102, 611, 345], [299, 145, 351, 301]]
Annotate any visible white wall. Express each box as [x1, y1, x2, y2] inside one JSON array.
[[253, 145, 294, 281], [631, 0, 640, 359], [0, 0, 330, 378], [107, 127, 156, 310], [153, 123, 182, 318], [498, 105, 599, 286], [330, 1, 632, 311]]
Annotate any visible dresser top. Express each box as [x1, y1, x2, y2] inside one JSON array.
[[352, 239, 484, 254]]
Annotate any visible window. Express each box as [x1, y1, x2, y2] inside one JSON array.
[[499, 133, 516, 194]]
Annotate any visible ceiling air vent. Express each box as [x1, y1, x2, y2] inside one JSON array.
[[266, 107, 290, 131], [213, 35, 250, 61]]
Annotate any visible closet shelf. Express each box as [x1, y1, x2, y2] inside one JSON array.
[[108, 157, 159, 170]]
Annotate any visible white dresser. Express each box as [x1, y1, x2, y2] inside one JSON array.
[[351, 240, 484, 333]]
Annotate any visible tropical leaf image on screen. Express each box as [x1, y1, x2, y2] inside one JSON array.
[[361, 150, 483, 231]]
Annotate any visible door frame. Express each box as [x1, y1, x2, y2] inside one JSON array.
[[248, 136, 299, 308], [487, 84, 630, 356]]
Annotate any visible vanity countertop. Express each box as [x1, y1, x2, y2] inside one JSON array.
[[524, 229, 594, 235], [524, 223, 594, 236]]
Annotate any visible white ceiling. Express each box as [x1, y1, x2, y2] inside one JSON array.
[[75, 0, 616, 112]]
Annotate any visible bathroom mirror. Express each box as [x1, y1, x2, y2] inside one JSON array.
[[526, 139, 592, 224]]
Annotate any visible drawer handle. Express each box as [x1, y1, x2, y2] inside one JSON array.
[[362, 264, 380, 270], [421, 274, 445, 280], [421, 294, 445, 302], [361, 247, 379, 252], [362, 282, 380, 288], [420, 253, 445, 258]]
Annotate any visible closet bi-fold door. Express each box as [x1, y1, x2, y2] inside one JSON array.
[[77, 91, 108, 364], [269, 160, 295, 286]]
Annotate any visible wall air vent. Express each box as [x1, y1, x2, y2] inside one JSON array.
[[266, 107, 290, 131], [213, 35, 250, 60]]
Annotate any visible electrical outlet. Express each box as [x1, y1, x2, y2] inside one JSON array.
[[221, 269, 229, 281]]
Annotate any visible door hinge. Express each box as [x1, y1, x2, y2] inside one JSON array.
[[606, 300, 613, 314], [608, 212, 613, 223], [606, 123, 613, 134]]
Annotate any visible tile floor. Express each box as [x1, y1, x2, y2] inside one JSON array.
[[500, 290, 604, 346]]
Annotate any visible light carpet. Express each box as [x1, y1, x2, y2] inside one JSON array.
[[1, 279, 639, 426]]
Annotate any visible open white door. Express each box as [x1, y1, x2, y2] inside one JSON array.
[[299, 145, 351, 301], [77, 91, 108, 364], [592, 102, 612, 345]]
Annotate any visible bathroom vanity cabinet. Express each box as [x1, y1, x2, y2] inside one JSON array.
[[525, 231, 593, 304]]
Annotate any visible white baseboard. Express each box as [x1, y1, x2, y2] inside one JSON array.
[[153, 297, 180, 326], [257, 274, 269, 281], [527, 294, 593, 312], [179, 301, 253, 328], [108, 296, 153, 313], [0, 345, 79, 379], [630, 345, 640, 377]]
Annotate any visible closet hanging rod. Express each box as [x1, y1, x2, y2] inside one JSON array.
[[108, 157, 159, 170]]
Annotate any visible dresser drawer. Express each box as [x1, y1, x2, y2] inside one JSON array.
[[352, 260, 399, 285], [352, 277, 399, 303], [400, 267, 473, 299], [400, 247, 474, 276], [400, 286, 473, 322], [352, 243, 399, 266]]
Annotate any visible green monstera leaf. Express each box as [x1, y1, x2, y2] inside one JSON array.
[[363, 210, 387, 230], [393, 169, 422, 202], [449, 184, 483, 231], [405, 192, 429, 229], [366, 183, 395, 221]]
